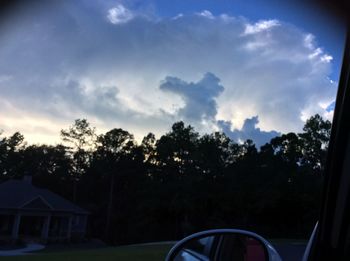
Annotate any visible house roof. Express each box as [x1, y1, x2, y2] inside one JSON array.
[[0, 179, 89, 215]]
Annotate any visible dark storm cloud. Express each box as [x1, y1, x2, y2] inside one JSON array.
[[160, 73, 280, 146], [160, 72, 224, 123], [218, 116, 280, 148]]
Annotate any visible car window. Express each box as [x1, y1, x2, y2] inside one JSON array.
[[0, 0, 347, 260]]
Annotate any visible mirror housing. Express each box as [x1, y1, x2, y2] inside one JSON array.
[[166, 229, 282, 261]]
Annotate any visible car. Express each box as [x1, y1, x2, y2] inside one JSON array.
[[166, 4, 350, 261], [168, 229, 280, 261]]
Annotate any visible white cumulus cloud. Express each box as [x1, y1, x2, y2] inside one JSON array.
[[244, 19, 280, 34], [196, 10, 214, 19], [107, 4, 134, 24]]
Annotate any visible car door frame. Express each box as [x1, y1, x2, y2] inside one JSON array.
[[307, 24, 350, 260]]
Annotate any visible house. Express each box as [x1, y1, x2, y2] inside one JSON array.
[[0, 176, 89, 243]]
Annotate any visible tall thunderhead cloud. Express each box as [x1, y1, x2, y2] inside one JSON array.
[[159, 72, 224, 123], [0, 0, 339, 144]]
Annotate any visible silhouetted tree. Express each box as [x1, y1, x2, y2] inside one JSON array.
[[20, 144, 71, 196], [0, 132, 26, 179], [95, 128, 136, 241], [299, 114, 331, 171], [60, 119, 96, 201]]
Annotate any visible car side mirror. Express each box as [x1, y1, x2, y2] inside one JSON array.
[[166, 229, 282, 261]]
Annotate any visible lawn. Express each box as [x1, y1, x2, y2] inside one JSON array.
[[1, 243, 174, 261]]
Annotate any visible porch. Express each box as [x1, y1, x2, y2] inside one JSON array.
[[0, 211, 73, 243]]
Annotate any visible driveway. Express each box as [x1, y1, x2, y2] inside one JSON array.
[[0, 243, 45, 256], [274, 243, 306, 261]]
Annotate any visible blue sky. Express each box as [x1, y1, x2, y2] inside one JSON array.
[[145, 0, 346, 81], [0, 0, 345, 147]]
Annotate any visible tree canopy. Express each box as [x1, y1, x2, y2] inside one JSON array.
[[0, 114, 331, 244]]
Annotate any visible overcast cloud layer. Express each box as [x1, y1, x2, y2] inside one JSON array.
[[0, 1, 338, 146]]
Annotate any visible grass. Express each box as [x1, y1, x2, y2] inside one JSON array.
[[0, 238, 308, 260], [1, 243, 174, 261]]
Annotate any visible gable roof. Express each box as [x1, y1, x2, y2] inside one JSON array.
[[0, 179, 89, 214], [21, 196, 53, 210]]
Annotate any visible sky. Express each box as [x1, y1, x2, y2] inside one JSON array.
[[0, 0, 346, 148]]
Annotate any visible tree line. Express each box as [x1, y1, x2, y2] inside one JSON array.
[[0, 114, 331, 244]]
